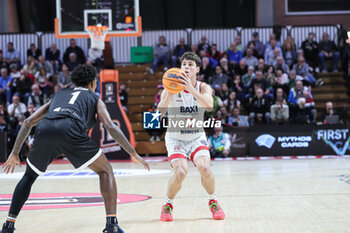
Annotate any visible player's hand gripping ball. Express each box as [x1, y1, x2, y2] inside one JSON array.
[[162, 68, 186, 94]]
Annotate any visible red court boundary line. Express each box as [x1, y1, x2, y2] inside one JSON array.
[[1, 155, 349, 166]]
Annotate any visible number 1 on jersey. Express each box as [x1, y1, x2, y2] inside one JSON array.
[[69, 91, 81, 104]]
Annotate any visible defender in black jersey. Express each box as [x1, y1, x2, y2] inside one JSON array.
[[1, 65, 149, 233]]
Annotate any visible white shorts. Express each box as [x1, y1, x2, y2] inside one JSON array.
[[165, 134, 210, 165]]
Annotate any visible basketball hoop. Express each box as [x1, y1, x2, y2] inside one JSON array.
[[86, 24, 109, 50]]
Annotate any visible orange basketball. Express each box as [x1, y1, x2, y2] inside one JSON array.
[[162, 68, 186, 94]]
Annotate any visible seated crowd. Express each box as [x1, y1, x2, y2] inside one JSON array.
[[0, 39, 103, 154], [148, 31, 343, 129]]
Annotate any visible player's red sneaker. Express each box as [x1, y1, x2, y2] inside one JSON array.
[[160, 203, 173, 221], [208, 200, 225, 220]]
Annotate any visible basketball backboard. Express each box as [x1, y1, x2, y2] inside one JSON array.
[[55, 0, 142, 38]]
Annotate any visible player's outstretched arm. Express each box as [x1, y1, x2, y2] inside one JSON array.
[[156, 89, 175, 119], [97, 100, 150, 171], [2, 101, 51, 174]]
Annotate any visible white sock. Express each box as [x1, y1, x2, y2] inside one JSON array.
[[164, 197, 174, 205], [208, 193, 217, 200]]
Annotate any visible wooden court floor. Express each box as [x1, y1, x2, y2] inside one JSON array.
[[1, 158, 350, 233]]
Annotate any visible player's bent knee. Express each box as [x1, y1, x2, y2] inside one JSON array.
[[174, 167, 188, 181]]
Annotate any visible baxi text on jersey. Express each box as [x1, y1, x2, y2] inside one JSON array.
[[180, 106, 198, 113], [164, 118, 221, 128]]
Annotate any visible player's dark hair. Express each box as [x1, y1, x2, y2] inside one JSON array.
[[180, 52, 201, 67], [71, 64, 97, 87]]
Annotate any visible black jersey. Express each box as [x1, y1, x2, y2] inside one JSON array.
[[44, 87, 99, 131]]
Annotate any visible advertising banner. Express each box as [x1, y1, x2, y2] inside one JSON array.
[[249, 124, 350, 156], [225, 127, 250, 157], [90, 70, 135, 160]]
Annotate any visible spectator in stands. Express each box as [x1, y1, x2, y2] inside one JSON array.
[[265, 66, 276, 91], [235, 35, 243, 51], [208, 43, 222, 61], [191, 44, 199, 55], [249, 70, 271, 98], [217, 106, 229, 124], [172, 38, 190, 67], [7, 95, 26, 120], [119, 83, 128, 113], [265, 33, 281, 49], [198, 35, 211, 53], [319, 32, 340, 72], [147, 36, 170, 74], [23, 56, 38, 75], [88, 47, 104, 69], [199, 50, 218, 69], [219, 57, 234, 78], [243, 41, 259, 58], [228, 107, 249, 127], [27, 84, 47, 110], [217, 83, 230, 102], [288, 80, 309, 121], [282, 40, 297, 68], [255, 58, 269, 74], [270, 87, 289, 124], [322, 101, 341, 124], [45, 43, 61, 73], [274, 67, 289, 95], [26, 43, 41, 60], [0, 68, 12, 105], [37, 55, 54, 76], [274, 56, 290, 74], [0, 104, 9, 132], [227, 42, 242, 65], [283, 35, 297, 51], [242, 48, 258, 67], [265, 40, 282, 65], [211, 65, 228, 91], [295, 90, 316, 124], [205, 88, 223, 118], [268, 48, 283, 66], [293, 56, 322, 86], [242, 66, 256, 87], [3, 42, 20, 67], [9, 64, 20, 96], [223, 91, 241, 112], [15, 69, 32, 102], [234, 59, 247, 76], [35, 67, 52, 95], [288, 69, 302, 90], [301, 32, 320, 72], [67, 53, 80, 71], [199, 57, 213, 83], [57, 64, 72, 89], [231, 74, 245, 101], [250, 32, 265, 58], [208, 125, 231, 158], [248, 87, 271, 126], [63, 39, 86, 64]]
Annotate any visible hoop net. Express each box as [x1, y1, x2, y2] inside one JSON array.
[[86, 25, 109, 50]]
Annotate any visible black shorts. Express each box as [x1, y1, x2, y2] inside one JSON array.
[[27, 118, 101, 175]]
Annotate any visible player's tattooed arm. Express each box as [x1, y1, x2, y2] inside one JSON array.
[[11, 101, 51, 155], [156, 89, 175, 119], [97, 100, 150, 170]]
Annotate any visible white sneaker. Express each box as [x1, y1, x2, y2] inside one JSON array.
[[315, 67, 320, 73], [146, 67, 154, 75], [163, 67, 168, 71], [155, 136, 161, 141], [150, 136, 155, 142]]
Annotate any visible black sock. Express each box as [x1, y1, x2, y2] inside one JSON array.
[[9, 166, 38, 216], [3, 217, 16, 229], [106, 214, 118, 225]]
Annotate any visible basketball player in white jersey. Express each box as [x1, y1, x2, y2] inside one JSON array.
[[157, 52, 225, 221]]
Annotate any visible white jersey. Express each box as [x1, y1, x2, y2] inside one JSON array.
[[165, 81, 206, 141]]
